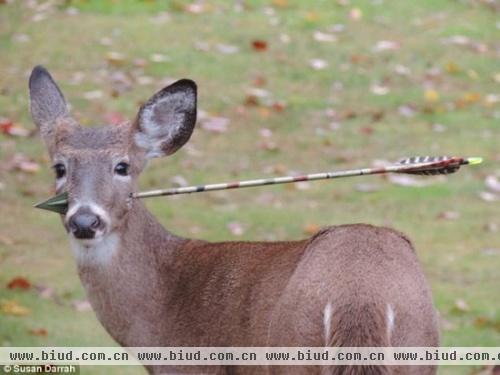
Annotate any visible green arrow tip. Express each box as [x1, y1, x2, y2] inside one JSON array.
[[34, 192, 69, 214]]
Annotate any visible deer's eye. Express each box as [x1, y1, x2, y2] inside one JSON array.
[[53, 164, 66, 179], [114, 162, 130, 176]]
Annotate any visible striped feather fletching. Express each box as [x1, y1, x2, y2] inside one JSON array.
[[397, 156, 465, 175]]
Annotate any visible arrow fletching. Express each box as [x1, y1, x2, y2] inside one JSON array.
[[33, 156, 482, 214], [396, 156, 478, 175]]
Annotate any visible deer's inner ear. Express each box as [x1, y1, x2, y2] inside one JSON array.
[[134, 79, 197, 159]]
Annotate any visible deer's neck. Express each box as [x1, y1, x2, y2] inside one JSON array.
[[72, 200, 186, 346]]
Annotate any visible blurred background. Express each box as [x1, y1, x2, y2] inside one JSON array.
[[0, 0, 499, 374]]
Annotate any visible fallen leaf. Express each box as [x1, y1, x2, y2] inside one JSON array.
[[398, 105, 416, 118], [387, 174, 431, 187], [34, 285, 54, 300], [349, 7, 362, 21], [104, 112, 126, 125], [279, 33, 291, 44], [355, 183, 380, 193], [479, 191, 498, 202], [370, 84, 390, 96], [72, 299, 92, 312], [272, 0, 288, 8], [481, 248, 500, 256], [83, 90, 104, 100], [485, 94, 500, 106], [227, 222, 245, 236], [424, 89, 440, 103], [7, 277, 31, 290], [294, 181, 310, 191], [432, 123, 447, 132], [372, 40, 399, 52], [170, 175, 188, 187], [216, 44, 239, 54], [309, 59, 328, 70], [484, 222, 498, 233], [304, 224, 321, 235], [0, 234, 14, 246], [452, 298, 470, 313], [485, 175, 500, 193], [259, 128, 273, 138], [6, 154, 40, 174], [1, 300, 30, 316], [150, 53, 170, 63], [0, 118, 29, 137], [272, 101, 286, 112], [29, 328, 48, 336], [251, 40, 268, 52], [360, 126, 374, 135], [304, 11, 319, 22], [313, 31, 337, 43], [394, 64, 411, 75], [136, 76, 154, 85], [184, 2, 207, 14], [200, 117, 229, 133], [105, 51, 126, 66], [12, 33, 30, 43], [445, 61, 460, 74], [436, 211, 460, 221]]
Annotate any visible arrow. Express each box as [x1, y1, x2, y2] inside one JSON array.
[[34, 156, 482, 214]]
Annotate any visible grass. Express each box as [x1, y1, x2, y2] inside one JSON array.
[[0, 1, 499, 374]]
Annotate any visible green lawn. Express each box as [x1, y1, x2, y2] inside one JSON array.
[[0, 1, 499, 374]]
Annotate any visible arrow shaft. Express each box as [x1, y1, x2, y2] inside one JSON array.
[[132, 157, 464, 199], [34, 156, 481, 214]]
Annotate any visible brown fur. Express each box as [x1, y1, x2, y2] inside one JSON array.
[[29, 66, 440, 375]]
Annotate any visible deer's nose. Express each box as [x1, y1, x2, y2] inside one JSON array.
[[68, 208, 102, 239]]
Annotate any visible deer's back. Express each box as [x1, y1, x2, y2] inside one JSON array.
[[170, 224, 438, 348]]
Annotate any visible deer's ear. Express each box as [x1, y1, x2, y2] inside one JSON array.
[[134, 79, 197, 159], [29, 66, 70, 141]]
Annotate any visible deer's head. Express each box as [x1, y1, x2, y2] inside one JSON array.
[[29, 66, 197, 244]]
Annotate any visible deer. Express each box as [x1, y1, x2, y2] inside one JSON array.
[[29, 65, 439, 375]]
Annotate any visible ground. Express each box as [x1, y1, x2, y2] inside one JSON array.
[[0, 1, 499, 374]]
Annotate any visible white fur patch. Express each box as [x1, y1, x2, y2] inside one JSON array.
[[386, 303, 395, 338], [69, 232, 119, 266], [323, 302, 333, 343]]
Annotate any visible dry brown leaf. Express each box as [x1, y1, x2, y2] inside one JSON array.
[[251, 40, 268, 52], [29, 328, 48, 336], [7, 277, 31, 290]]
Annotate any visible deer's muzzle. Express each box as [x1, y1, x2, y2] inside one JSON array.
[[68, 206, 105, 240]]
